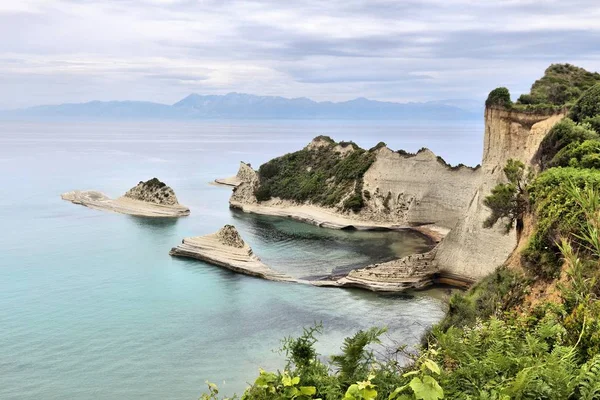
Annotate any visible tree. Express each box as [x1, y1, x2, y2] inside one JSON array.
[[483, 159, 528, 233]]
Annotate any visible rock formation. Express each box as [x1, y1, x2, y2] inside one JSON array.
[[124, 178, 179, 205], [169, 225, 294, 282], [170, 225, 435, 291], [227, 140, 480, 233], [214, 162, 255, 187], [221, 105, 567, 285], [61, 178, 190, 217], [434, 107, 566, 280]]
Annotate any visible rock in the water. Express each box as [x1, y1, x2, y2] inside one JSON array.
[[124, 177, 179, 206], [61, 178, 190, 217], [169, 225, 294, 282]]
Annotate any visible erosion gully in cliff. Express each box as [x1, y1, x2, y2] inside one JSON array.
[[215, 107, 566, 288], [61, 177, 190, 217]]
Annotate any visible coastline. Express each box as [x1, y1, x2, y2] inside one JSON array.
[[229, 200, 448, 244], [171, 225, 441, 293]]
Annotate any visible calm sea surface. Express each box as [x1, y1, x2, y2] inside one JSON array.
[[0, 119, 483, 399]]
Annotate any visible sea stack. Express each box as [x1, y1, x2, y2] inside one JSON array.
[[169, 225, 294, 282], [61, 177, 190, 217]]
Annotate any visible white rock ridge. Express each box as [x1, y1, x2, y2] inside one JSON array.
[[61, 178, 190, 217], [169, 225, 295, 282], [170, 225, 435, 291]]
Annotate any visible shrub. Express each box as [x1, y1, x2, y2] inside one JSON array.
[[550, 139, 600, 169], [535, 118, 598, 170], [517, 63, 600, 106], [570, 83, 600, 122], [583, 115, 600, 134], [524, 167, 600, 279], [483, 159, 529, 232], [437, 267, 528, 332], [485, 87, 512, 108]]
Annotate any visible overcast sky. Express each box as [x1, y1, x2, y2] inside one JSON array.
[[2, 0, 600, 108]]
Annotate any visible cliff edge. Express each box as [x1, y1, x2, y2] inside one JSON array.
[[434, 107, 565, 280]]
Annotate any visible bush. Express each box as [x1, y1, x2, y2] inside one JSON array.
[[525, 167, 600, 278], [517, 63, 600, 106], [483, 159, 528, 232], [535, 118, 598, 170], [485, 87, 512, 108], [583, 115, 600, 134], [550, 139, 600, 169], [437, 267, 528, 332], [570, 83, 600, 122]]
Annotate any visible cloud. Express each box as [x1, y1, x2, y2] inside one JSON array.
[[1, 0, 600, 108]]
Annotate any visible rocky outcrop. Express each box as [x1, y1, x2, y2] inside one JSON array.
[[434, 107, 566, 280], [228, 140, 479, 234], [61, 178, 190, 217], [220, 106, 566, 285], [171, 225, 435, 291], [330, 251, 437, 291], [361, 147, 480, 228], [214, 162, 255, 187], [124, 178, 179, 205], [170, 226, 294, 282]]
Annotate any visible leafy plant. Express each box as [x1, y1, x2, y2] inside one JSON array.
[[486, 87, 512, 108], [483, 159, 529, 233], [570, 83, 600, 122]]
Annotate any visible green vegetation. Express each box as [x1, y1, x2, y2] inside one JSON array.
[[517, 63, 600, 107], [204, 64, 600, 399], [204, 184, 600, 399], [254, 139, 376, 212], [485, 87, 512, 108], [524, 168, 600, 279], [436, 267, 529, 332], [484, 72, 600, 279], [571, 84, 600, 122], [483, 159, 529, 233], [535, 119, 599, 170]]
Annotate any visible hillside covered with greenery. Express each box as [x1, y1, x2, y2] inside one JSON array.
[[253, 136, 380, 212], [203, 65, 600, 399], [486, 63, 600, 114]]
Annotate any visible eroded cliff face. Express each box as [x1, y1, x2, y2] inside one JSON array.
[[230, 141, 480, 230], [434, 107, 566, 280], [361, 148, 480, 229]]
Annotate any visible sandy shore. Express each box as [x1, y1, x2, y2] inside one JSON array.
[[61, 190, 190, 217]]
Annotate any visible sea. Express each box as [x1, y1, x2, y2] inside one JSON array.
[[0, 119, 483, 399]]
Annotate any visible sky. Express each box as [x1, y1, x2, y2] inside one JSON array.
[[1, 0, 600, 109]]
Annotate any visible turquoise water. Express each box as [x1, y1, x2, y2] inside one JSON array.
[[0, 120, 482, 399]]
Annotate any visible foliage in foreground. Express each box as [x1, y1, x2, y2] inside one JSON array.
[[202, 184, 600, 399]]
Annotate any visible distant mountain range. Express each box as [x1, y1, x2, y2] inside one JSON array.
[[0, 93, 481, 120]]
